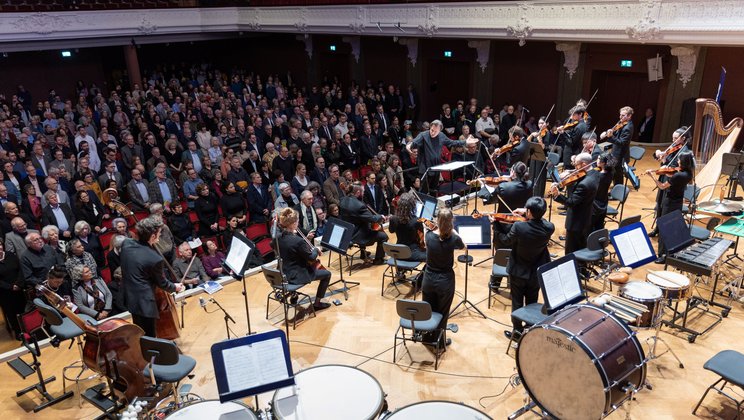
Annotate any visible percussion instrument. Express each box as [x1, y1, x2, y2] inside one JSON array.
[[590, 292, 648, 326], [647, 271, 691, 300], [272, 365, 385, 420], [517, 304, 646, 420], [620, 282, 663, 328], [618, 267, 633, 275], [607, 272, 629, 285], [165, 400, 257, 419], [383, 401, 492, 419]]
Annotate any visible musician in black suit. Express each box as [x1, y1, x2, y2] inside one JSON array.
[[550, 152, 600, 255], [557, 106, 587, 170], [363, 172, 386, 215], [494, 197, 554, 337], [600, 106, 634, 186], [648, 126, 691, 237], [645, 151, 695, 263], [120, 217, 185, 337], [591, 153, 615, 232], [508, 126, 530, 166], [339, 183, 388, 265], [246, 172, 271, 223], [491, 161, 534, 276], [276, 208, 332, 310]]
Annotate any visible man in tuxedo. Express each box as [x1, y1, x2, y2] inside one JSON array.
[[295, 190, 319, 240], [41, 190, 75, 239], [494, 196, 554, 338], [339, 133, 360, 170], [363, 172, 385, 215], [318, 116, 333, 141], [600, 106, 634, 186], [550, 153, 600, 254], [246, 172, 271, 223], [339, 183, 388, 265]]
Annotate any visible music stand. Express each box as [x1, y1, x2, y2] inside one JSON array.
[[320, 217, 358, 300], [722, 152, 744, 198], [609, 222, 657, 269], [537, 254, 585, 314], [211, 329, 294, 409], [224, 232, 256, 335], [431, 161, 473, 196], [450, 216, 490, 319]]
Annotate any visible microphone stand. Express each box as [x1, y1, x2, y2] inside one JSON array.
[[222, 261, 254, 336], [208, 297, 236, 339]]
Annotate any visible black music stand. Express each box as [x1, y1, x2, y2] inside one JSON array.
[[449, 216, 490, 319], [224, 232, 256, 335], [321, 217, 358, 300], [431, 161, 473, 196], [722, 152, 744, 198]]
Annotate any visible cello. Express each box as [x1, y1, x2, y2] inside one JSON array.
[[296, 228, 326, 271], [36, 285, 151, 403]]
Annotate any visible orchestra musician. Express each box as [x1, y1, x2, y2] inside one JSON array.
[[591, 153, 615, 232], [645, 151, 695, 263], [421, 208, 465, 347], [550, 152, 600, 255], [493, 197, 554, 340], [120, 216, 185, 337], [339, 182, 389, 265], [648, 126, 691, 237], [557, 106, 588, 170], [600, 106, 634, 186], [507, 126, 531, 166], [490, 162, 533, 257], [387, 192, 426, 263], [276, 208, 332, 310], [406, 120, 479, 194], [527, 116, 550, 197]]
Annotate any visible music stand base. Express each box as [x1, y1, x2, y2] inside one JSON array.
[[328, 251, 359, 300], [450, 251, 485, 319]]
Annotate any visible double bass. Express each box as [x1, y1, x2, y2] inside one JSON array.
[[152, 247, 183, 340], [37, 285, 151, 403]]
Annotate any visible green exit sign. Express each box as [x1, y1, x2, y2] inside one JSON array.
[[620, 59, 633, 68], [444, 51, 452, 58]]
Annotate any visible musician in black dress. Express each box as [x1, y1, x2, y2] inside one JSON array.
[[645, 151, 695, 263], [557, 106, 588, 170], [120, 217, 185, 337], [339, 183, 388, 265], [591, 153, 615, 232], [492, 162, 533, 253], [527, 116, 549, 197], [494, 197, 554, 338], [649, 126, 691, 237], [276, 208, 332, 310], [600, 106, 634, 186], [387, 192, 426, 262], [422, 208, 465, 347], [550, 153, 600, 255]]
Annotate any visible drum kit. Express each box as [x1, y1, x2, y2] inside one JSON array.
[[161, 364, 492, 420], [510, 268, 693, 419]]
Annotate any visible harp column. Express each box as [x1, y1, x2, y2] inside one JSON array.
[[659, 45, 707, 146]]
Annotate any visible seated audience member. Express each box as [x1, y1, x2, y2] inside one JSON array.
[[107, 234, 126, 275], [72, 190, 108, 234], [168, 202, 195, 244], [173, 242, 209, 288], [21, 231, 65, 288], [41, 189, 75, 239], [201, 239, 226, 279], [65, 237, 98, 278], [75, 220, 105, 269], [5, 216, 38, 256], [71, 265, 112, 321], [274, 182, 299, 214]]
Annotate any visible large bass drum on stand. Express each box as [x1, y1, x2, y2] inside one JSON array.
[[516, 304, 646, 420]]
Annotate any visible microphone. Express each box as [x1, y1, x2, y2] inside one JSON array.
[[522, 107, 531, 113], [199, 297, 208, 310]]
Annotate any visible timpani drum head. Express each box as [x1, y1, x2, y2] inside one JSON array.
[[273, 365, 384, 420], [385, 401, 492, 419], [165, 400, 257, 419]]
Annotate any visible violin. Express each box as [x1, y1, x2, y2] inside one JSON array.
[[416, 218, 437, 249], [657, 142, 684, 162], [466, 176, 509, 187], [601, 119, 629, 139], [555, 162, 598, 189], [492, 138, 521, 158], [651, 166, 680, 176], [472, 211, 526, 224], [557, 120, 579, 132], [583, 111, 590, 124]]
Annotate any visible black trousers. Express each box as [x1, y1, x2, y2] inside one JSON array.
[[359, 231, 389, 261], [591, 209, 607, 233], [422, 268, 455, 344], [0, 290, 26, 337], [313, 268, 332, 302], [132, 314, 157, 337], [510, 275, 541, 332], [564, 228, 587, 255], [422, 173, 440, 195], [612, 163, 625, 186]]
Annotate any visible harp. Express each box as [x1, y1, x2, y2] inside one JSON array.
[[691, 98, 744, 202]]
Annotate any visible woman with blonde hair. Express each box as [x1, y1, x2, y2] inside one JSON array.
[[276, 207, 332, 311], [421, 208, 465, 347]]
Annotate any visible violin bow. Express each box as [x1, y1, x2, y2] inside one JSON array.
[[585, 89, 599, 109]]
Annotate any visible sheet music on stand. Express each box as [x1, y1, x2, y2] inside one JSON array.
[[211, 329, 294, 403], [430, 161, 473, 172], [537, 254, 583, 312], [610, 222, 657, 268], [224, 233, 255, 276]]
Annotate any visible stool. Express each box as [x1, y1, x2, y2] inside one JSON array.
[[506, 303, 548, 356], [693, 350, 744, 419]]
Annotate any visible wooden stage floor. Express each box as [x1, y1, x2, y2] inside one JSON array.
[[0, 149, 742, 419]]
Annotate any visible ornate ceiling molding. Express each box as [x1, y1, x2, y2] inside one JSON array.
[[2, 1, 744, 48], [555, 42, 581, 79], [467, 40, 490, 73], [670, 45, 699, 87]]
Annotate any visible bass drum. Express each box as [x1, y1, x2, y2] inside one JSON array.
[[383, 401, 492, 419], [165, 400, 257, 419], [516, 304, 646, 420]]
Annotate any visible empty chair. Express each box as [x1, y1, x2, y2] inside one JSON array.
[[693, 350, 744, 419], [381, 243, 423, 297], [506, 303, 548, 356], [140, 336, 196, 407], [628, 146, 646, 168], [690, 217, 721, 242], [394, 299, 446, 370], [573, 229, 609, 288], [618, 214, 642, 229], [606, 184, 631, 224]]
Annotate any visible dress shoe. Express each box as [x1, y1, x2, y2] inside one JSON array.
[[648, 230, 658, 238], [559, 235, 566, 241], [655, 256, 666, 265], [559, 211, 567, 216], [313, 302, 331, 310], [504, 330, 512, 339], [444, 338, 452, 347]]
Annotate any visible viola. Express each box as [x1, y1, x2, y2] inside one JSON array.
[[37, 285, 151, 403], [557, 120, 579, 132], [466, 176, 509, 187], [471, 210, 526, 223]]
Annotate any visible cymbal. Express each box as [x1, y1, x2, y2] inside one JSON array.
[[698, 199, 744, 214]]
